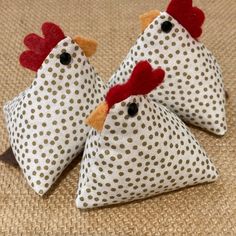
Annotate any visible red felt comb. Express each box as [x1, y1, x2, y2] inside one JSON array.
[[19, 22, 65, 71], [167, 0, 205, 39], [106, 61, 165, 109]]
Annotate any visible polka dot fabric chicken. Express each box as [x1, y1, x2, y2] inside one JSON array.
[[108, 0, 227, 135], [3, 22, 107, 195], [76, 61, 218, 209]]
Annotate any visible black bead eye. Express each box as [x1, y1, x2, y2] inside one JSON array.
[[127, 103, 139, 117], [161, 21, 173, 33], [60, 52, 71, 65]]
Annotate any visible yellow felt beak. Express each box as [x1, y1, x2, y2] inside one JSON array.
[[73, 36, 98, 57], [139, 10, 161, 32], [85, 101, 109, 132]]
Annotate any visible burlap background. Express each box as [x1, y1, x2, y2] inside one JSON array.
[[0, 0, 235, 235]]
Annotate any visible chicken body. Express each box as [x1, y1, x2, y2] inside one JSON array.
[[4, 37, 107, 195], [76, 95, 218, 209]]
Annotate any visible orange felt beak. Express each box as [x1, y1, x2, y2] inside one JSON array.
[[85, 101, 109, 132], [73, 36, 98, 57], [139, 10, 161, 32]]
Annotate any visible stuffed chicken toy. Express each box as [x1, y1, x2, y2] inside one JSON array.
[[2, 22, 107, 195], [76, 61, 218, 209], [108, 0, 227, 136]]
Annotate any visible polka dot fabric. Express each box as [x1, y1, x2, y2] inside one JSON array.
[[108, 12, 227, 135], [4, 37, 107, 195], [76, 96, 218, 209]]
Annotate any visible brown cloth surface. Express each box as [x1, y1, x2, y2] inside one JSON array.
[[0, 0, 235, 235]]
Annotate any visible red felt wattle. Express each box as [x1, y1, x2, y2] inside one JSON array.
[[166, 0, 205, 39], [19, 22, 65, 71], [106, 61, 165, 110]]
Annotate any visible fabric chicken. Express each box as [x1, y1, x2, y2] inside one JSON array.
[[2, 22, 107, 195], [108, 0, 226, 136], [76, 61, 218, 209]]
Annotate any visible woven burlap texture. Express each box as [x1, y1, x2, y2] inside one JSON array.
[[0, 0, 235, 235]]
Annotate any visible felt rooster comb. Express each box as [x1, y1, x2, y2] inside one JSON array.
[[140, 0, 205, 39], [86, 61, 165, 132], [20, 23, 65, 71], [20, 22, 98, 71], [106, 61, 165, 109], [166, 0, 205, 38]]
